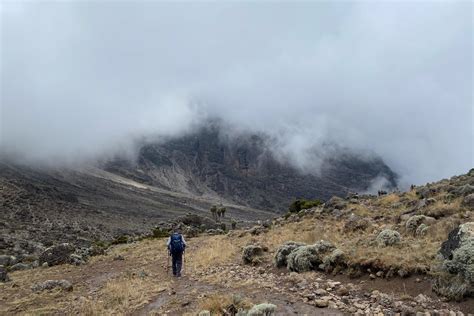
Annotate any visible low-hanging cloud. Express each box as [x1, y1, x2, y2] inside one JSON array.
[[1, 1, 472, 186]]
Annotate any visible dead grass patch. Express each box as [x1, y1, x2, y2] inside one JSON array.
[[377, 194, 400, 207], [198, 293, 253, 315], [77, 274, 169, 315], [188, 236, 240, 271]]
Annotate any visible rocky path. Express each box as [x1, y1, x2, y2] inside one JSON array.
[[1, 237, 472, 315]]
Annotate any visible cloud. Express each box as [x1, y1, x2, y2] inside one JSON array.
[[1, 1, 472, 184]]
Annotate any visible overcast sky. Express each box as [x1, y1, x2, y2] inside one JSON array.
[[0, 1, 472, 186]]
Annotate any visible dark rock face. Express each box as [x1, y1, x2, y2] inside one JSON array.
[[106, 124, 397, 211]]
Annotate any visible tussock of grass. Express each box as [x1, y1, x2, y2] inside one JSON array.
[[198, 293, 252, 315]]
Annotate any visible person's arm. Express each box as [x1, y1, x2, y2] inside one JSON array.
[[181, 235, 187, 248], [166, 237, 171, 249]]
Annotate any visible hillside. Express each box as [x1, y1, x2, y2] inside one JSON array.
[[0, 124, 396, 258], [0, 170, 473, 315]]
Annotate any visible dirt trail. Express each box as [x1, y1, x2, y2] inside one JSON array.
[[1, 236, 472, 315]]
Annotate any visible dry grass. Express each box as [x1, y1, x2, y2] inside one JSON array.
[[78, 275, 169, 315], [188, 235, 241, 271], [377, 194, 400, 207], [423, 198, 462, 219], [198, 293, 253, 315]]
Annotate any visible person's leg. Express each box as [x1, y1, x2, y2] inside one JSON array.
[[176, 253, 183, 277], [171, 254, 177, 276]]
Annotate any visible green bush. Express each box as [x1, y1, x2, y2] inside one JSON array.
[[112, 235, 129, 245], [301, 199, 322, 209], [151, 227, 169, 238], [288, 199, 322, 213]]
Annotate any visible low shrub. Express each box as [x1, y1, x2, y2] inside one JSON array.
[[432, 274, 469, 301], [151, 227, 169, 238], [274, 241, 305, 268], [289, 199, 322, 213], [376, 229, 401, 247], [111, 235, 129, 245]]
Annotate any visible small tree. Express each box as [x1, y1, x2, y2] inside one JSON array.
[[288, 199, 302, 213], [220, 207, 226, 218], [210, 205, 217, 220], [231, 219, 237, 230]]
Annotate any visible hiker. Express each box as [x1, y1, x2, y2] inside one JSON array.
[[166, 231, 187, 277]]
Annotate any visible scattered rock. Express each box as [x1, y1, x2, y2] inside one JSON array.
[[314, 299, 329, 308], [0, 255, 16, 267], [31, 279, 73, 292], [10, 263, 32, 271], [113, 255, 125, 261]]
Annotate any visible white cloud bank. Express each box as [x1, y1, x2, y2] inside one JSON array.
[[1, 1, 472, 185]]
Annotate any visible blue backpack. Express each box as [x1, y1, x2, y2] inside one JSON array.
[[169, 233, 184, 254]]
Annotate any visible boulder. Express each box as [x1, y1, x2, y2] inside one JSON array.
[[39, 243, 75, 266], [31, 279, 73, 292], [314, 299, 329, 308], [0, 255, 17, 267], [10, 263, 32, 271], [274, 241, 305, 268], [376, 229, 401, 247], [242, 245, 264, 265]]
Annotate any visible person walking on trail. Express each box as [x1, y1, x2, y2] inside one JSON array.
[[166, 231, 186, 277]]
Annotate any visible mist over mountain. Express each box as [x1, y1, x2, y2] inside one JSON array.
[[1, 1, 472, 186], [103, 122, 397, 210]]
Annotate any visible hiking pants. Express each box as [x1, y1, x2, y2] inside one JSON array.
[[171, 252, 183, 276]]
